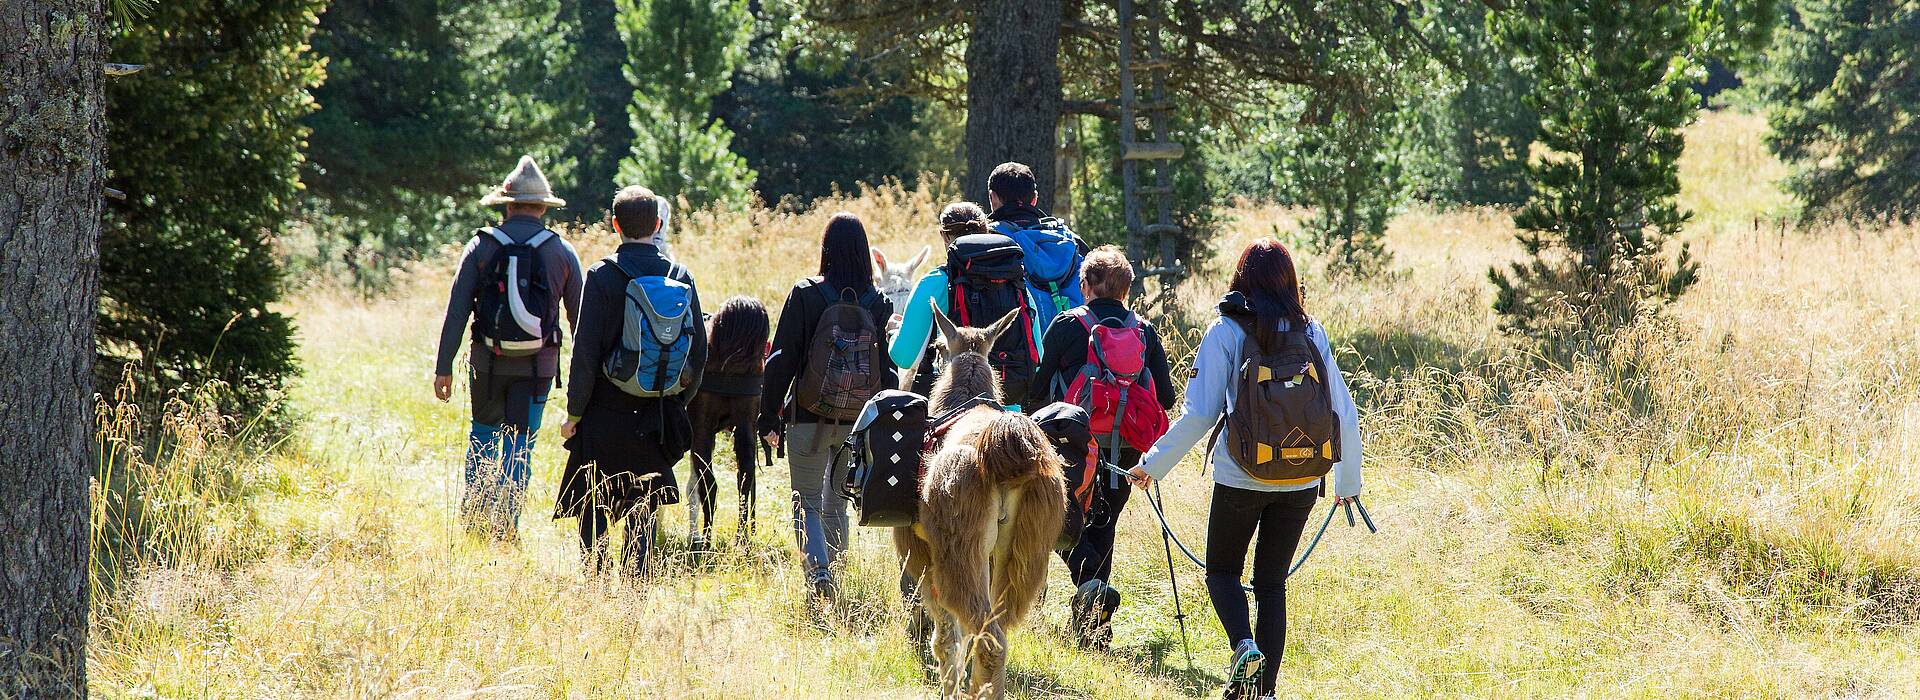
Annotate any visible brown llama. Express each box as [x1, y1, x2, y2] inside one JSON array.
[[895, 305, 1065, 699]]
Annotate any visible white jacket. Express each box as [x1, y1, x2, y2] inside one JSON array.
[[1138, 315, 1362, 497]]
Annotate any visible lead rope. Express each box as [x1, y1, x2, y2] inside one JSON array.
[[1106, 463, 1378, 592]]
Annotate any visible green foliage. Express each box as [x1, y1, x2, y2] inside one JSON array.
[[715, 1, 938, 205], [1761, 0, 1920, 223], [1401, 1, 1538, 206], [1073, 110, 1224, 278], [560, 0, 635, 215], [301, 0, 569, 283], [1488, 0, 1774, 342], [103, 0, 327, 411], [617, 0, 756, 208]]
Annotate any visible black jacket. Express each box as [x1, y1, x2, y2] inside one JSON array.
[[566, 242, 707, 419], [988, 201, 1049, 230], [1028, 298, 1178, 412], [760, 277, 898, 433]]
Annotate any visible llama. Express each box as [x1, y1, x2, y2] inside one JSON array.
[[895, 305, 1065, 699], [872, 245, 932, 313], [686, 296, 770, 548]]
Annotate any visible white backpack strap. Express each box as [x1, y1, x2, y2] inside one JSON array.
[[525, 229, 556, 248], [482, 226, 513, 246]]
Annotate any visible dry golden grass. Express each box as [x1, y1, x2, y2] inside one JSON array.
[[88, 114, 1920, 698]]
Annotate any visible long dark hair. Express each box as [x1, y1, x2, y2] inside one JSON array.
[[1228, 238, 1309, 327], [819, 212, 875, 293], [706, 296, 771, 375]]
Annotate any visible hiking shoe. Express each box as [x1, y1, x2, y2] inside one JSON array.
[[1069, 579, 1103, 648], [808, 572, 839, 604], [1223, 639, 1265, 700]]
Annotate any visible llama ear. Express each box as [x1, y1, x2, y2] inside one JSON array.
[[983, 309, 1021, 348], [871, 247, 890, 271], [906, 245, 931, 273], [931, 300, 961, 349]]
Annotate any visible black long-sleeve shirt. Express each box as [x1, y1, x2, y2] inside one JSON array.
[[1027, 298, 1178, 411], [759, 277, 898, 432], [566, 242, 706, 419]]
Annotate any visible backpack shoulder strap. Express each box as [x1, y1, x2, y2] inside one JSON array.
[[525, 229, 557, 248], [481, 226, 514, 246]]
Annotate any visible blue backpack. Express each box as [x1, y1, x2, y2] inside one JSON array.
[[993, 218, 1085, 333], [602, 257, 696, 397]]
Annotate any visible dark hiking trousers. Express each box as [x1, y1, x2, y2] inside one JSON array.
[[1204, 483, 1317, 695], [1059, 448, 1139, 586]]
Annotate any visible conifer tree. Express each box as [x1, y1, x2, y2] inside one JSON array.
[[618, 0, 756, 208], [1762, 0, 1920, 222], [103, 0, 326, 408], [1489, 0, 1773, 341]]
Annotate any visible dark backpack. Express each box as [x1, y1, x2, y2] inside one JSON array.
[[841, 390, 930, 527], [1034, 402, 1097, 552], [945, 233, 1040, 404], [1219, 316, 1340, 486], [796, 284, 887, 422], [473, 227, 562, 357], [991, 218, 1086, 331]]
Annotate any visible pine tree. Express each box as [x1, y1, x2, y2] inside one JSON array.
[[617, 0, 756, 208], [1488, 0, 1773, 341], [1762, 0, 1920, 223], [103, 0, 326, 409]]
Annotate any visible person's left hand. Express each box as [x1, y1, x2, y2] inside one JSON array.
[[1126, 466, 1153, 489], [561, 419, 579, 440], [1334, 495, 1357, 507]]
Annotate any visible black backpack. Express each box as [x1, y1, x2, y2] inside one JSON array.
[[944, 233, 1039, 404], [840, 390, 930, 527], [1034, 402, 1098, 552], [473, 227, 562, 357]]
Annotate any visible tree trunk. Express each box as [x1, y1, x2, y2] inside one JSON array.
[[0, 0, 105, 696], [964, 0, 1063, 210], [562, 0, 634, 215]]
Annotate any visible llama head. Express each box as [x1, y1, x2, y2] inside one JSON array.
[[931, 301, 1020, 362], [873, 245, 931, 310]]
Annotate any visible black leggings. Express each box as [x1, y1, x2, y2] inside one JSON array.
[[1059, 448, 1138, 586], [1204, 483, 1316, 694]]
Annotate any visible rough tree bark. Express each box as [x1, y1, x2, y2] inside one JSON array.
[[0, 0, 106, 696], [964, 0, 1063, 209]]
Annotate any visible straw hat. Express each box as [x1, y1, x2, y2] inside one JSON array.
[[480, 155, 567, 207]]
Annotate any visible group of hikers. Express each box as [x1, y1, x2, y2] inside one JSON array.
[[434, 155, 1362, 700]]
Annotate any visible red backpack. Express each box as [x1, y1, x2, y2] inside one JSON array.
[[1061, 308, 1170, 459]]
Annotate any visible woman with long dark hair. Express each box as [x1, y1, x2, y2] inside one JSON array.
[[1129, 238, 1363, 700], [759, 212, 898, 600]]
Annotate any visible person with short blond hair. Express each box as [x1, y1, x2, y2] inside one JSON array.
[[1026, 244, 1175, 649], [1079, 246, 1136, 300]]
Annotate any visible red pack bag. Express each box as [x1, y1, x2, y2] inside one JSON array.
[[1062, 308, 1170, 455]]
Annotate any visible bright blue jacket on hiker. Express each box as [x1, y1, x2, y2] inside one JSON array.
[[989, 208, 1087, 337]]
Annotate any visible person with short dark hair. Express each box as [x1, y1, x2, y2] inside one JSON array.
[[759, 212, 898, 600], [433, 155, 583, 541], [553, 184, 707, 578], [1130, 238, 1363, 699], [985, 161, 1090, 334], [1028, 246, 1176, 649]]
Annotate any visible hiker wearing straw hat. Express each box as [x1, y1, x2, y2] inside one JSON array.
[[434, 155, 585, 542]]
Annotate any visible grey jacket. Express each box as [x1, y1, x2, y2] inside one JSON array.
[[435, 214, 585, 378]]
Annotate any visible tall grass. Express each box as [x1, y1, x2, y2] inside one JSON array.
[[88, 114, 1920, 698]]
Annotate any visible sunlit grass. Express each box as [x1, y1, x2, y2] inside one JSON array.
[[88, 114, 1920, 698]]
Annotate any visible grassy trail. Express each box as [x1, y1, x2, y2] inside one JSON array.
[[90, 113, 1919, 698]]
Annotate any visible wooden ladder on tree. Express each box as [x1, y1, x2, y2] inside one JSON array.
[[1117, 0, 1183, 299]]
